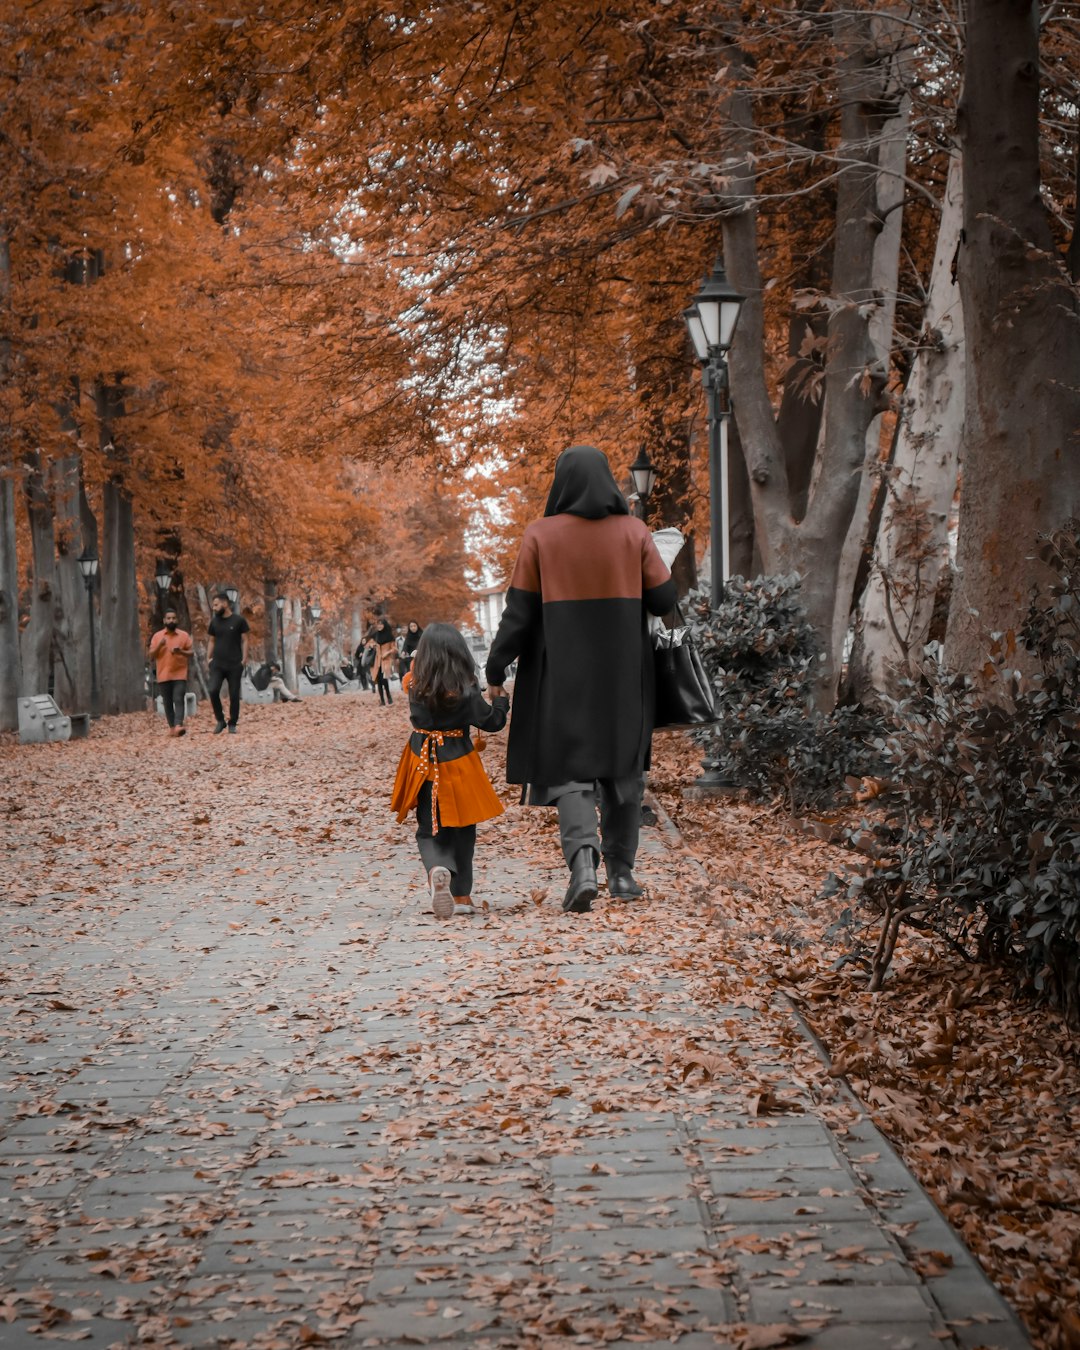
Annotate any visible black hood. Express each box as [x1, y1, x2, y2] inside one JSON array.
[[544, 445, 629, 520]]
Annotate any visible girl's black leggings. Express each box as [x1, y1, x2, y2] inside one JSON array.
[[375, 671, 392, 703], [415, 781, 474, 897]]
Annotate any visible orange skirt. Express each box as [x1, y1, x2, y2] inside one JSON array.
[[390, 743, 505, 828]]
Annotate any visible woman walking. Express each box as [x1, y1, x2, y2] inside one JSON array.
[[369, 615, 397, 706], [485, 445, 676, 914], [400, 620, 423, 678]]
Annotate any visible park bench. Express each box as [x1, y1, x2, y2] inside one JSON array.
[[155, 691, 198, 718], [17, 694, 90, 744]]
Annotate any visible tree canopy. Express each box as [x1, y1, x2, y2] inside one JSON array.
[[1, 0, 1077, 721]]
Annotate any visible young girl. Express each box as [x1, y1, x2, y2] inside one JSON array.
[[390, 623, 509, 919]]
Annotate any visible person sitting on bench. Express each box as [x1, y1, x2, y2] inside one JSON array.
[[301, 659, 342, 693], [268, 663, 301, 702]]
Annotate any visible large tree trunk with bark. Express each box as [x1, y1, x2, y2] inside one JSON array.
[[101, 473, 143, 713], [721, 25, 898, 705], [96, 384, 143, 714], [947, 0, 1080, 670], [264, 578, 281, 664], [0, 471, 19, 729], [634, 295, 699, 592], [849, 155, 965, 702], [831, 80, 912, 680], [52, 455, 92, 712], [0, 234, 18, 729], [21, 452, 56, 696], [284, 597, 300, 690], [727, 411, 755, 578], [792, 12, 891, 701], [100, 475, 143, 712]]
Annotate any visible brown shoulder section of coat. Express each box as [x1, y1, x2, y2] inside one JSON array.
[[531, 514, 649, 603]]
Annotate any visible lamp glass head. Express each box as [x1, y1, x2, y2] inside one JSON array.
[[691, 260, 745, 354], [683, 307, 709, 363], [630, 448, 657, 503]]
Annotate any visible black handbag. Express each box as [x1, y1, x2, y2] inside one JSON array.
[[653, 609, 716, 729]]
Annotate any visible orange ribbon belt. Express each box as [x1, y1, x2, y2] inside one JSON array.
[[413, 728, 464, 834]]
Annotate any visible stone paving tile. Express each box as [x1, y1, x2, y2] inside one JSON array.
[[748, 1279, 939, 1322], [0, 705, 1034, 1349]]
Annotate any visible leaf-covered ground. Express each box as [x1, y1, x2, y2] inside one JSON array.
[[0, 693, 1051, 1348], [649, 732, 1080, 1350]]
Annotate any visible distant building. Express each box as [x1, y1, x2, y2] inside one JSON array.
[[471, 582, 506, 643]]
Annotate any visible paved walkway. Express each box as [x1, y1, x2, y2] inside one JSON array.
[[0, 697, 1031, 1348]]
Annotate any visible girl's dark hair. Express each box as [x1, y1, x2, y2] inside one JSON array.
[[410, 623, 477, 708]]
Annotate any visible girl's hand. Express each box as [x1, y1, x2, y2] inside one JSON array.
[[488, 685, 507, 698]]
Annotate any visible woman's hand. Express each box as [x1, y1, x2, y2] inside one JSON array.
[[488, 685, 507, 698]]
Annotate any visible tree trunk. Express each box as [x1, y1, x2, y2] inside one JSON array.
[[285, 597, 300, 689], [798, 11, 890, 702], [849, 154, 965, 702], [265, 578, 280, 663], [153, 528, 188, 633], [634, 292, 699, 590], [947, 0, 1080, 670], [96, 383, 143, 714], [0, 233, 19, 730], [727, 410, 755, 578], [830, 86, 912, 682], [21, 451, 56, 696], [720, 76, 797, 573], [101, 474, 143, 713], [775, 311, 826, 525], [0, 470, 19, 729], [721, 21, 902, 706], [52, 455, 92, 712]]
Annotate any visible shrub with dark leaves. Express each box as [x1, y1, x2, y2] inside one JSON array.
[[833, 524, 1080, 1021], [687, 574, 887, 812]]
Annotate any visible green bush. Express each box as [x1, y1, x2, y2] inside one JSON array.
[[833, 524, 1080, 1020], [687, 574, 887, 812]]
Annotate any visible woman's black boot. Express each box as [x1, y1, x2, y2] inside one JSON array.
[[606, 858, 644, 900], [562, 847, 598, 913]]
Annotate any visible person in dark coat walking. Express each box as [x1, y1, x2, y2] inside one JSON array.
[[368, 616, 397, 705], [485, 444, 676, 913], [400, 620, 423, 678]]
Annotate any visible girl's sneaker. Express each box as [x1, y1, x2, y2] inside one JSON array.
[[429, 867, 454, 920], [454, 896, 476, 916]]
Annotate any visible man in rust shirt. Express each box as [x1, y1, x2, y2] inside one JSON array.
[[149, 608, 194, 737]]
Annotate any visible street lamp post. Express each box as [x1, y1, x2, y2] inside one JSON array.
[[683, 259, 745, 606], [78, 549, 101, 718], [152, 568, 172, 709], [310, 602, 322, 679], [629, 446, 657, 521]]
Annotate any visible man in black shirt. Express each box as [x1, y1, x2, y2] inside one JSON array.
[[207, 592, 250, 734]]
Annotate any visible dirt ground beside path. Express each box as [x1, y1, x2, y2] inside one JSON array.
[[0, 694, 1030, 1349]]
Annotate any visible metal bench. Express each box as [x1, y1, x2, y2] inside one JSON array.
[[17, 695, 89, 744]]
